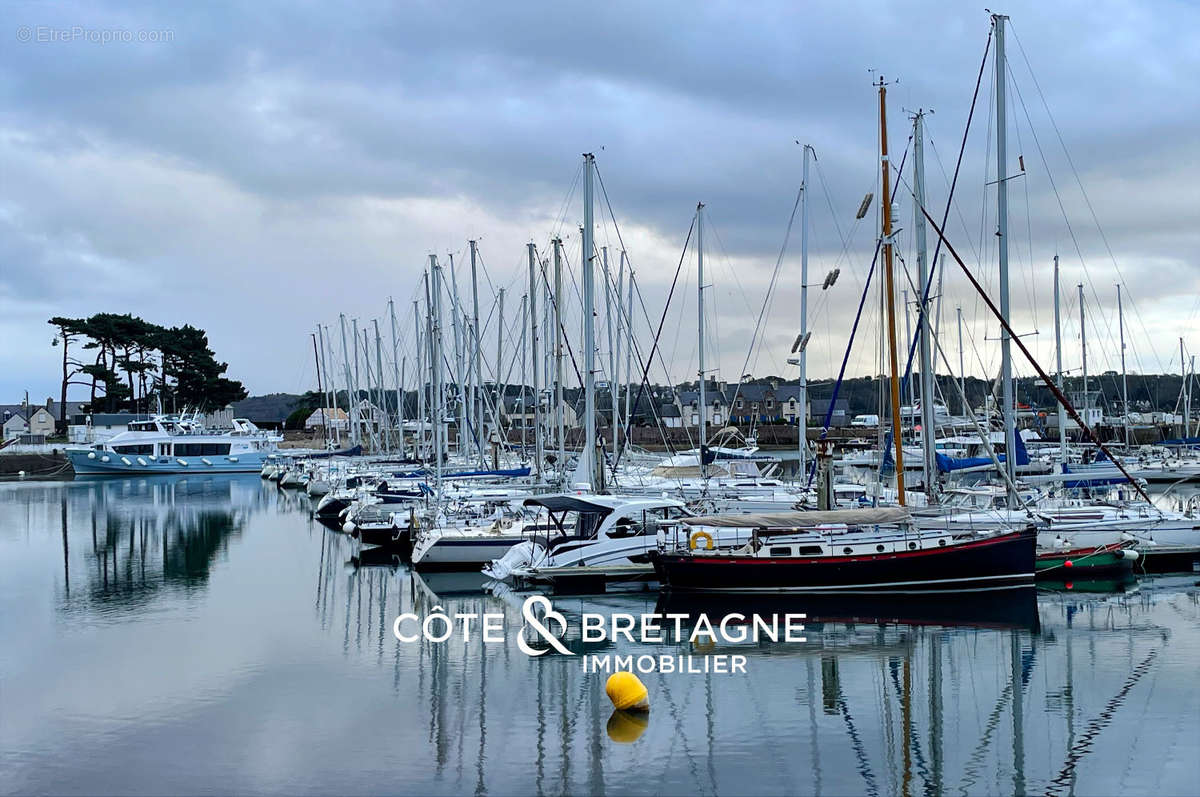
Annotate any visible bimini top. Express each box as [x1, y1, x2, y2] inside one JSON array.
[[681, 508, 911, 528], [523, 494, 615, 514], [523, 494, 686, 514]]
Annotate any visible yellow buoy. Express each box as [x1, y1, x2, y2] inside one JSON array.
[[605, 671, 649, 711], [606, 709, 650, 743]]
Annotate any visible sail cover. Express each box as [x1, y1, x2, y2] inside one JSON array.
[[681, 508, 911, 528]]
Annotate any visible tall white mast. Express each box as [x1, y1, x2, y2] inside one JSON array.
[[624, 255, 633, 447], [696, 201, 707, 470], [553, 237, 566, 478], [448, 255, 466, 459], [614, 252, 625, 455], [1079, 283, 1088, 416], [798, 144, 810, 483], [351, 318, 362, 446], [315, 325, 331, 449], [912, 111, 938, 499], [578, 153, 599, 488], [496, 287, 505, 447], [1053, 256, 1067, 464], [413, 298, 424, 462], [470, 241, 484, 465], [519, 293, 528, 458], [324, 326, 341, 446], [373, 319, 386, 451], [429, 255, 445, 492], [339, 314, 358, 447], [1183, 338, 1191, 435], [389, 299, 402, 453], [528, 243, 543, 480], [957, 307, 966, 417], [603, 245, 618, 459], [1117, 283, 1129, 446], [993, 13, 1017, 507]]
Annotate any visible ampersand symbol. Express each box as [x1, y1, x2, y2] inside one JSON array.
[[518, 595, 573, 656]]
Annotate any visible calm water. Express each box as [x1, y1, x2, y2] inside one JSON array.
[[2, 476, 1199, 796]]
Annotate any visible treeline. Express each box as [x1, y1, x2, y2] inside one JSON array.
[[727, 373, 1191, 417], [49, 313, 248, 428]]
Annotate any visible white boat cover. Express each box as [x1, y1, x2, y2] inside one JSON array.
[[681, 508, 911, 528]]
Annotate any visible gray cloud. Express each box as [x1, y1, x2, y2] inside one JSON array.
[[2, 0, 1197, 402]]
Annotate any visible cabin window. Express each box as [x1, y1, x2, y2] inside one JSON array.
[[609, 517, 642, 538], [769, 546, 792, 557], [112, 444, 153, 455], [173, 443, 232, 456], [794, 545, 823, 556]]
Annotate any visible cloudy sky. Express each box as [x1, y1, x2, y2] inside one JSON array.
[[3, 0, 1197, 405]]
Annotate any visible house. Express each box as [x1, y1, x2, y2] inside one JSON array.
[[304, 407, 349, 432], [673, 382, 851, 428], [504, 391, 578, 430], [675, 382, 731, 429], [1, 404, 58, 440], [658, 403, 683, 428], [809, 398, 851, 428]]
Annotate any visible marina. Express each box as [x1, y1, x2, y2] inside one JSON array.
[[3, 3, 1199, 795], [2, 475, 1198, 794]]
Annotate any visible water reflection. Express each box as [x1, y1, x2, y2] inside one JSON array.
[[330, 548, 1198, 795], [53, 477, 269, 613], [2, 479, 1198, 795]]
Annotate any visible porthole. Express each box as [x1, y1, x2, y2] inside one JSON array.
[[938, 539, 947, 547], [876, 544, 885, 553], [842, 547, 853, 555], [908, 542, 917, 550]]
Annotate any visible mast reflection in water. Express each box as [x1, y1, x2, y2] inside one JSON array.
[[1, 478, 1197, 795]]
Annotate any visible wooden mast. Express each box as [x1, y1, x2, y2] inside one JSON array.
[[878, 77, 907, 504]]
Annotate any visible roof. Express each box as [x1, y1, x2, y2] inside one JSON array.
[[306, 407, 348, 420], [0, 404, 59, 420], [658, 403, 681, 418]]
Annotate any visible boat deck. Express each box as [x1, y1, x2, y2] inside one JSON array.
[[515, 563, 656, 594]]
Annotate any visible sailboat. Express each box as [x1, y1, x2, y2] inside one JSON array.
[[652, 72, 1037, 594]]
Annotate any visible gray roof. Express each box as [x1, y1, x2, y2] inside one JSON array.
[[0, 405, 29, 421], [658, 403, 681, 418], [679, 384, 805, 406]]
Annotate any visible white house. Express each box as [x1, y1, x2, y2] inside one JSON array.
[[304, 407, 349, 431], [2, 405, 56, 441]]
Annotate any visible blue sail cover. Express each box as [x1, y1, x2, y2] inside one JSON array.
[[935, 429, 1029, 473]]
